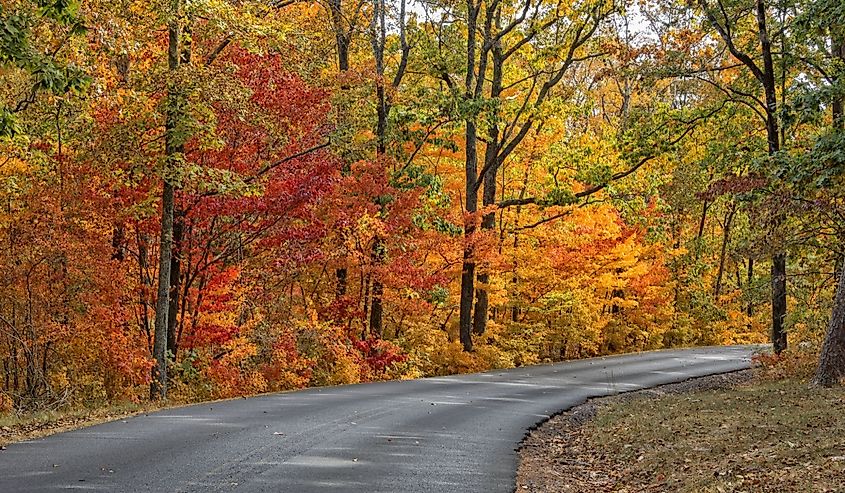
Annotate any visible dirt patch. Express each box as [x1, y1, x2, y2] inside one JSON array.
[[516, 370, 845, 492]]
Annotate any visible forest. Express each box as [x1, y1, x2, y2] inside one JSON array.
[[1, 0, 844, 412]]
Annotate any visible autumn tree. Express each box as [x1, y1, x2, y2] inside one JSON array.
[[787, 0, 845, 385], [425, 0, 617, 351], [690, 0, 791, 352]]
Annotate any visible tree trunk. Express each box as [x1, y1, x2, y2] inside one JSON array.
[[151, 6, 181, 400], [814, 262, 845, 386], [369, 239, 384, 338], [459, 113, 478, 351], [137, 230, 152, 349], [756, 0, 787, 353], [714, 204, 736, 298], [814, 33, 845, 384], [473, 157, 497, 336], [368, 0, 387, 337], [472, 22, 503, 337], [166, 212, 183, 356], [336, 268, 347, 297], [771, 253, 787, 353], [329, 0, 349, 74], [458, 0, 480, 352], [111, 226, 125, 261], [331, 0, 350, 297], [473, 152, 498, 335], [696, 201, 709, 240], [459, 114, 478, 351], [693, 200, 709, 264], [152, 182, 174, 400], [746, 257, 754, 318], [832, 34, 843, 128], [459, 252, 476, 351], [164, 19, 191, 360]]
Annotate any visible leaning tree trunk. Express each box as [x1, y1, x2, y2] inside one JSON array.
[[813, 33, 845, 386], [814, 263, 845, 386], [713, 204, 736, 299]]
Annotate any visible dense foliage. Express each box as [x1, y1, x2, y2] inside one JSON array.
[[1, 0, 843, 411]]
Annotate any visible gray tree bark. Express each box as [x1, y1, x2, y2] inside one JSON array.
[[814, 264, 845, 386], [814, 33, 845, 386], [151, 2, 182, 400]]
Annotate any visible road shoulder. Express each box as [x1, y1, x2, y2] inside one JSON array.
[[516, 370, 755, 492]]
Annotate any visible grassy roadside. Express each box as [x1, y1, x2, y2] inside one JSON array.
[[0, 401, 164, 447], [518, 357, 845, 492], [593, 378, 845, 492]]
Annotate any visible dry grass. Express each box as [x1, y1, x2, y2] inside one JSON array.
[[592, 378, 845, 492], [518, 368, 845, 493], [0, 401, 161, 447]]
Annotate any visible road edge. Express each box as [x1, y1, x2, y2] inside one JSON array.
[[514, 368, 755, 492]]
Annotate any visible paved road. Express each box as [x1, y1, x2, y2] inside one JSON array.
[[0, 345, 757, 492]]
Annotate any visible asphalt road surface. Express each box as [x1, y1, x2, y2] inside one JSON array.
[[0, 345, 757, 492]]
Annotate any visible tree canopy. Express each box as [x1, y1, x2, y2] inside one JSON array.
[[2, 0, 845, 410]]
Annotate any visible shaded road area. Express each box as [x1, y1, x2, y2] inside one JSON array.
[[0, 345, 757, 492]]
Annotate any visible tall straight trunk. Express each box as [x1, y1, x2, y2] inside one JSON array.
[[369, 242, 384, 338], [366, 0, 410, 338], [814, 33, 845, 386], [701, 0, 786, 351], [166, 213, 183, 356], [829, 34, 844, 298], [458, 0, 480, 352], [771, 253, 787, 352], [459, 117, 479, 351], [329, 0, 349, 74], [472, 168, 496, 335], [472, 165, 496, 336], [165, 21, 192, 358], [331, 0, 350, 297], [473, 24, 503, 337], [152, 182, 174, 400], [368, 0, 387, 338], [756, 0, 787, 353], [151, 5, 181, 400]]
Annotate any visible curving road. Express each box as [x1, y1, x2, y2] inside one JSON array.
[[0, 345, 757, 492]]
